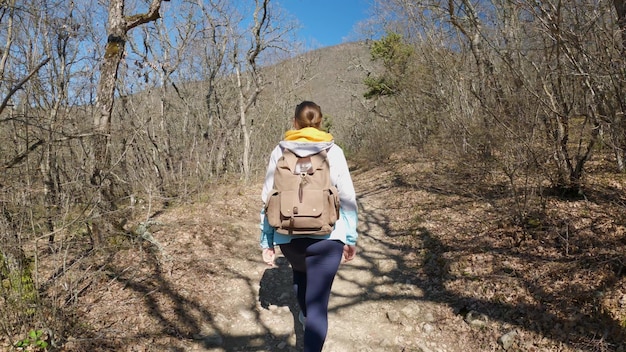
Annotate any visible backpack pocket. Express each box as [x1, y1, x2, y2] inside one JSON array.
[[279, 189, 326, 232], [325, 186, 340, 226], [265, 190, 281, 228]]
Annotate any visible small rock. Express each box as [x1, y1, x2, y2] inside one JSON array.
[[416, 343, 431, 352], [423, 311, 436, 323], [238, 308, 254, 320], [401, 304, 419, 317], [380, 337, 395, 347], [387, 310, 401, 323], [421, 323, 434, 333], [464, 310, 488, 328], [498, 330, 518, 350]]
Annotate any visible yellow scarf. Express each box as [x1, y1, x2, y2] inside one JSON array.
[[284, 127, 333, 142]]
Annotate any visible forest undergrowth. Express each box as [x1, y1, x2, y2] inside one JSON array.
[[5, 149, 626, 352]]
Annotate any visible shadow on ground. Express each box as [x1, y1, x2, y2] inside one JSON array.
[[355, 164, 626, 351]]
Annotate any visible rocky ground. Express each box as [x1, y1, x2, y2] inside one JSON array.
[[23, 152, 626, 351]]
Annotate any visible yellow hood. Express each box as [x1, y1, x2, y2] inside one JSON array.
[[284, 127, 333, 142]]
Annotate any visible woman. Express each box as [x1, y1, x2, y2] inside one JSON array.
[[259, 101, 358, 352]]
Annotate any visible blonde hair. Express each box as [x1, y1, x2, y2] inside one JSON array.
[[294, 101, 323, 129]]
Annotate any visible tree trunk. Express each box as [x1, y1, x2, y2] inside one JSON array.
[[235, 0, 268, 182], [616, 0, 626, 53], [236, 66, 252, 180], [91, 0, 164, 243], [614, 0, 626, 172]]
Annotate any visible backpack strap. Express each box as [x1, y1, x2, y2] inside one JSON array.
[[281, 149, 299, 173]]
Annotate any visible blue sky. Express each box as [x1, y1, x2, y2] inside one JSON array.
[[278, 0, 371, 47]]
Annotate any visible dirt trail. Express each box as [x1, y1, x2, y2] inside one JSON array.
[[40, 155, 626, 352], [124, 165, 478, 352], [57, 162, 474, 352]]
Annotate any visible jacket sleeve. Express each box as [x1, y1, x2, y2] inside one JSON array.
[[261, 145, 282, 204], [259, 146, 282, 248], [330, 146, 358, 245], [259, 209, 274, 249]]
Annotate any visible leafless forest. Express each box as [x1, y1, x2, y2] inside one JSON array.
[[1, 0, 625, 350]]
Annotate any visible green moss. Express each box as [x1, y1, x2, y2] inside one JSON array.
[[0, 253, 39, 313], [104, 42, 123, 59], [526, 218, 541, 228]]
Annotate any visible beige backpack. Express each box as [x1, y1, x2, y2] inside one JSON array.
[[265, 148, 340, 235]]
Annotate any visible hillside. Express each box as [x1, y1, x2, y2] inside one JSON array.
[[26, 149, 626, 352], [3, 41, 625, 352], [257, 41, 374, 149], [289, 42, 372, 115]]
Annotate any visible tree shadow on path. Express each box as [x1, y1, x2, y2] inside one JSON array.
[[353, 165, 626, 351], [258, 256, 303, 349]]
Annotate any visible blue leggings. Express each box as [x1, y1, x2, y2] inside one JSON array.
[[280, 238, 344, 352]]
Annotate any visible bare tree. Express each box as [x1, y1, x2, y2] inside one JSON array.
[[0, 1, 50, 115], [611, 0, 626, 171], [0, 0, 55, 340], [122, 2, 200, 198], [197, 0, 295, 181], [195, 0, 235, 179], [90, 0, 165, 241], [370, 0, 624, 193], [616, 0, 626, 52], [234, 0, 268, 181]]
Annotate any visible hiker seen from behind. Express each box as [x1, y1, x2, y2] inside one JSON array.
[[259, 101, 358, 352]]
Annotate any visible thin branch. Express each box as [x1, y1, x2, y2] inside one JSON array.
[[0, 57, 50, 114], [125, 0, 163, 31], [2, 139, 44, 170]]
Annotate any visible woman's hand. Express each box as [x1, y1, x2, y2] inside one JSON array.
[[343, 245, 356, 262], [262, 247, 276, 267]]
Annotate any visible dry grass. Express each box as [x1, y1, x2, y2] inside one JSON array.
[[364, 149, 626, 351], [3, 147, 625, 351]]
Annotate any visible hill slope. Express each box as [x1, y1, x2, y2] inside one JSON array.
[[40, 149, 626, 352], [259, 41, 374, 147]]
